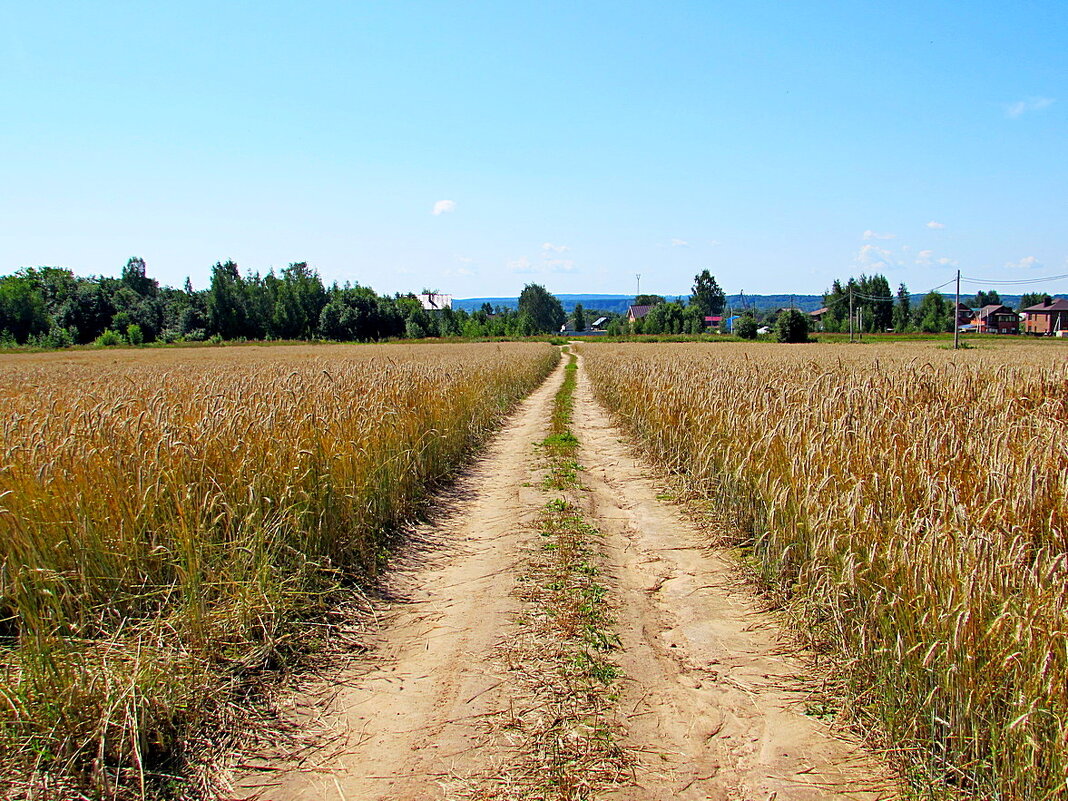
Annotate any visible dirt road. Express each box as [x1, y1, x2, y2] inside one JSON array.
[[232, 353, 894, 800]]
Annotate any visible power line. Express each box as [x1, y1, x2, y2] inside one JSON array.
[[960, 272, 1068, 286]]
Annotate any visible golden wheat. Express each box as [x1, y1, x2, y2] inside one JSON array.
[[0, 342, 557, 795], [584, 341, 1068, 799]]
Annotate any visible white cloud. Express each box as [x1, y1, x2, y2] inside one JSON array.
[[670, 238, 689, 247], [937, 256, 959, 267], [456, 255, 474, 263], [926, 221, 945, 229], [1005, 256, 1042, 270], [863, 230, 895, 240], [856, 243, 894, 269], [1006, 97, 1054, 118], [445, 267, 475, 278], [708, 239, 722, 246], [541, 242, 570, 254], [915, 249, 934, 265], [432, 199, 456, 215]]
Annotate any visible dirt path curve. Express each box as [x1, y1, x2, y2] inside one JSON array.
[[571, 352, 895, 801], [234, 359, 567, 801]]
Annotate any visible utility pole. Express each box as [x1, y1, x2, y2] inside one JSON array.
[[849, 286, 854, 343], [635, 273, 641, 300], [953, 269, 961, 350]]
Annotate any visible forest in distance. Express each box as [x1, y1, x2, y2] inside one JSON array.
[[2, 258, 1062, 349]]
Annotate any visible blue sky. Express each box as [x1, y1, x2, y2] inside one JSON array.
[[2, 1, 1065, 297]]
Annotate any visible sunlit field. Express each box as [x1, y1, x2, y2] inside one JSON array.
[[584, 341, 1068, 798], [0, 342, 557, 795]]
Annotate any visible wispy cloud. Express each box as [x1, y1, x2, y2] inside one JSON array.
[[1006, 97, 1054, 118], [670, 238, 689, 247], [915, 249, 934, 265], [456, 255, 474, 263], [445, 266, 475, 278], [926, 221, 945, 229], [856, 243, 895, 270], [1005, 255, 1042, 270], [938, 256, 959, 267], [862, 230, 895, 241], [541, 242, 569, 254], [432, 199, 456, 215]]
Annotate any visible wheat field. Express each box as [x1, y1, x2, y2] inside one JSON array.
[[584, 341, 1068, 799], [0, 342, 558, 795]]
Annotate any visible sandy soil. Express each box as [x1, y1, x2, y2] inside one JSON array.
[[231, 352, 895, 800]]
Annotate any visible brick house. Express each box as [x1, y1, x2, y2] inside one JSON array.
[[1022, 298, 1068, 335], [974, 304, 1020, 335]]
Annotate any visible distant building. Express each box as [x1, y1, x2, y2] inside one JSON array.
[[954, 302, 975, 329], [703, 315, 723, 328], [418, 293, 452, 311], [590, 316, 608, 330], [1023, 298, 1068, 335], [974, 304, 1020, 335], [627, 304, 653, 322]]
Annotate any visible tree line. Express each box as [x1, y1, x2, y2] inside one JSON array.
[[820, 275, 1053, 334], [0, 259, 569, 347]]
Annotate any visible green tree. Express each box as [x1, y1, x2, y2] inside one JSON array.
[[634, 294, 666, 307], [735, 314, 758, 340], [690, 270, 726, 316], [775, 308, 809, 343], [969, 290, 1002, 308], [1019, 292, 1051, 310], [206, 261, 251, 340], [120, 257, 158, 297], [517, 283, 565, 333], [643, 302, 687, 334], [893, 283, 911, 333], [0, 275, 49, 343], [915, 291, 949, 333], [573, 303, 586, 332]]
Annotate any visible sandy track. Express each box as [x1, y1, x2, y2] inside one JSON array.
[[234, 359, 566, 801], [571, 354, 894, 801], [232, 351, 896, 800]]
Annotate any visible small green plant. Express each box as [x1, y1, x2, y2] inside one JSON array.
[[125, 323, 144, 346], [94, 328, 124, 347]]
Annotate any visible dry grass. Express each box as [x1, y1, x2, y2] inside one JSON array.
[[0, 342, 558, 798], [584, 341, 1068, 799]]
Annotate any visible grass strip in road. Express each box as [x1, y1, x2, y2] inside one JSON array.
[[479, 349, 629, 800]]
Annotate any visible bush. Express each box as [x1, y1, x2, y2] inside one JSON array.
[[774, 309, 809, 343], [125, 324, 144, 346], [735, 315, 758, 340], [94, 329, 125, 347]]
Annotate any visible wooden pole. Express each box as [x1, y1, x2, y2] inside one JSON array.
[[954, 269, 961, 350]]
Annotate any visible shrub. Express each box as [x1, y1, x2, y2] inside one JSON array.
[[94, 329, 124, 347], [735, 315, 758, 340], [126, 324, 144, 346], [774, 308, 809, 343]]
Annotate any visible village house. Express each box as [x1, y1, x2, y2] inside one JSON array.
[[627, 304, 653, 323], [974, 304, 1020, 335], [1022, 298, 1068, 335], [954, 302, 975, 329]]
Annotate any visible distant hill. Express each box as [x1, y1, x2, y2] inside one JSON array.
[[454, 292, 1054, 315], [454, 293, 827, 314]]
